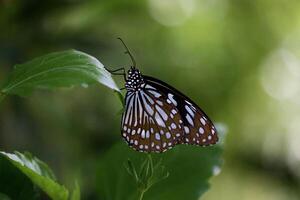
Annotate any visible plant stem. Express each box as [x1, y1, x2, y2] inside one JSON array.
[[114, 91, 124, 107], [0, 92, 6, 104], [137, 189, 145, 200]]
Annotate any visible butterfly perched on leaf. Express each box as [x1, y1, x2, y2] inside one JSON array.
[[109, 38, 218, 153]]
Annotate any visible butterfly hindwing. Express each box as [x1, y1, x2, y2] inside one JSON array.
[[121, 87, 183, 153]]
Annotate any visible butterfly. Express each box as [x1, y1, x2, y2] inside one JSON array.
[[109, 38, 218, 153]]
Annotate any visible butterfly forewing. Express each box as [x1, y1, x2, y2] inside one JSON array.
[[143, 76, 218, 147], [180, 100, 218, 145]]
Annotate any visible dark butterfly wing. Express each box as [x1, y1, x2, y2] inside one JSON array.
[[121, 87, 183, 153], [143, 76, 218, 146]]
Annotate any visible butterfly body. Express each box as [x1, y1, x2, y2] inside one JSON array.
[[121, 67, 218, 153]]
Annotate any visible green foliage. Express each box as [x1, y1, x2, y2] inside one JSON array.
[[0, 49, 223, 200], [0, 193, 11, 200], [125, 155, 169, 200], [2, 0, 300, 199], [0, 151, 69, 200], [0, 50, 119, 98], [70, 182, 81, 200], [96, 141, 223, 200]]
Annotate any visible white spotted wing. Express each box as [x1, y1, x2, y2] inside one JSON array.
[[121, 87, 183, 153], [121, 75, 218, 153]]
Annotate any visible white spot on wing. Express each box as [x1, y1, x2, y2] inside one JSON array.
[[185, 105, 194, 117], [132, 130, 136, 135], [145, 104, 154, 116], [156, 105, 168, 121], [134, 95, 138, 126], [171, 123, 176, 129], [212, 129, 215, 134], [146, 130, 150, 138], [143, 92, 154, 105], [171, 109, 177, 115], [199, 127, 204, 134], [156, 100, 163, 106], [128, 103, 133, 125], [166, 132, 171, 139], [148, 89, 162, 98], [155, 133, 161, 140], [125, 95, 134, 124], [145, 84, 156, 90], [137, 95, 143, 124], [168, 93, 177, 106], [184, 126, 190, 133], [141, 130, 146, 138], [185, 100, 192, 105], [155, 112, 166, 127], [200, 118, 206, 125], [186, 114, 194, 126]]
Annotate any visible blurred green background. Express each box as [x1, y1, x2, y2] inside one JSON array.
[[1, 0, 300, 199]]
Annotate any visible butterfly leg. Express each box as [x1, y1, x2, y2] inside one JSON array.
[[105, 67, 126, 80]]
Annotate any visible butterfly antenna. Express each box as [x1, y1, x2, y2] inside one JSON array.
[[117, 37, 136, 68]]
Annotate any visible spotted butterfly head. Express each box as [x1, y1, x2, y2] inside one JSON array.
[[125, 67, 144, 91]]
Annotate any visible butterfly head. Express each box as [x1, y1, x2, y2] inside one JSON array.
[[125, 67, 144, 91]]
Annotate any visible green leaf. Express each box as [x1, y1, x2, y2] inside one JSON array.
[[0, 151, 69, 200], [1, 50, 119, 97], [70, 182, 81, 200], [96, 130, 224, 200], [144, 145, 222, 200], [0, 193, 12, 200]]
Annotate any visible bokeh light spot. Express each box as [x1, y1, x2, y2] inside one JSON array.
[[148, 0, 195, 27]]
